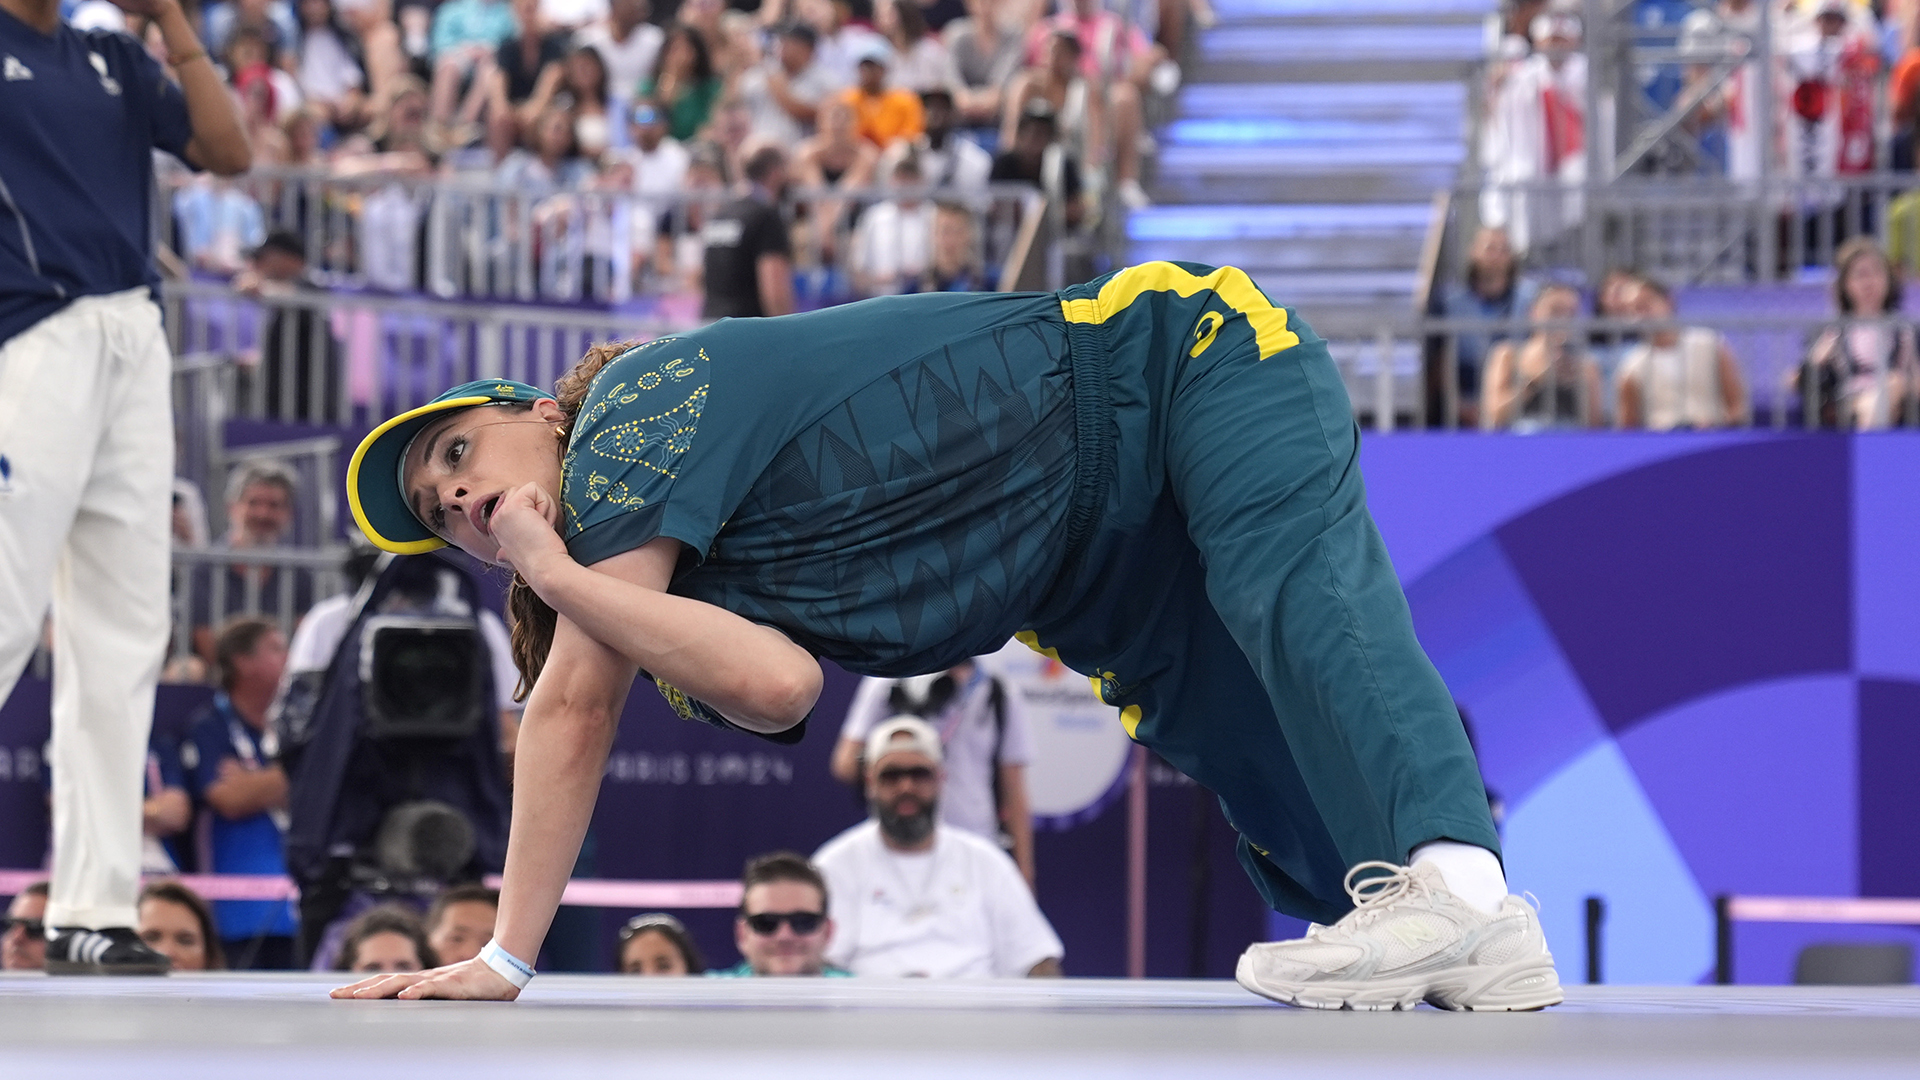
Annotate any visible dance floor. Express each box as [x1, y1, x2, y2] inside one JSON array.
[[5, 974, 1919, 1078]]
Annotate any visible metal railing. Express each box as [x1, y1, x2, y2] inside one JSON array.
[[166, 546, 350, 676], [1454, 173, 1920, 286], [163, 278, 670, 429], [162, 169, 1057, 306], [1335, 310, 1920, 432]]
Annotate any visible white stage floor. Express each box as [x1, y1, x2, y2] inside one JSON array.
[[5, 974, 1919, 1078]]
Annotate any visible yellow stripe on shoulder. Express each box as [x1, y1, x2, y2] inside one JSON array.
[[1057, 262, 1300, 359]]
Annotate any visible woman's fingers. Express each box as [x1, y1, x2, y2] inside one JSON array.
[[329, 959, 519, 1001], [393, 959, 521, 1000], [330, 970, 432, 999]]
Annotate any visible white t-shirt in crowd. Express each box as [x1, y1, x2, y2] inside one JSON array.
[[737, 58, 843, 147], [576, 20, 664, 102], [542, 0, 608, 29], [283, 593, 525, 712], [840, 664, 1032, 841], [611, 136, 690, 248], [1617, 327, 1734, 431], [848, 199, 937, 295], [814, 820, 1063, 977], [877, 134, 993, 194]]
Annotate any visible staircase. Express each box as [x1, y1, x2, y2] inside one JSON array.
[[1130, 0, 1489, 346]]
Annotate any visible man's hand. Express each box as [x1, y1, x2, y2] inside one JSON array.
[[330, 957, 521, 1001], [490, 482, 570, 586]]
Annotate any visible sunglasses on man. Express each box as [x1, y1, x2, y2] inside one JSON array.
[[742, 911, 826, 936], [874, 765, 934, 786], [2, 917, 45, 941]]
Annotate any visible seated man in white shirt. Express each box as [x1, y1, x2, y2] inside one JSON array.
[[847, 154, 936, 297], [813, 718, 1064, 978]]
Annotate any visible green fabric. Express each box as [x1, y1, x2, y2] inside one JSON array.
[[638, 76, 722, 141], [1022, 264, 1498, 924], [557, 267, 1499, 924], [560, 292, 1078, 678]]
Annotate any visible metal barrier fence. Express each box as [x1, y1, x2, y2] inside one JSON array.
[[162, 169, 1056, 306], [165, 278, 1906, 441], [1455, 174, 1920, 287], [1331, 311, 1919, 432], [165, 546, 349, 676], [163, 278, 668, 426], [163, 279, 672, 541]]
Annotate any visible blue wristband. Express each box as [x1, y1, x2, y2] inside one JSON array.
[[478, 939, 536, 989]]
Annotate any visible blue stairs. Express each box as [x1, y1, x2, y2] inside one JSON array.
[[1130, 0, 1489, 336]]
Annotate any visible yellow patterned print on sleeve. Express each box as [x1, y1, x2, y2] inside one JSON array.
[[562, 342, 713, 534]]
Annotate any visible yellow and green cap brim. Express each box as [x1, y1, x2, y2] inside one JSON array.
[[347, 379, 553, 554]]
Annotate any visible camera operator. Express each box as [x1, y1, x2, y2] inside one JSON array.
[[273, 541, 526, 767], [278, 552, 512, 966]]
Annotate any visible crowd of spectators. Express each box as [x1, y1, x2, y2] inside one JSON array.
[[1476, 0, 1919, 262], [93, 0, 1181, 309], [13, 536, 1063, 975], [1427, 224, 1920, 430]]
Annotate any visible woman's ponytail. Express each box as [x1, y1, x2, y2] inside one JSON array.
[[503, 339, 643, 702]]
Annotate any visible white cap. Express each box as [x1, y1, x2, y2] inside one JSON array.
[[865, 715, 943, 768]]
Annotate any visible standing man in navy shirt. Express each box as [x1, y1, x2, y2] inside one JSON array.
[[0, 0, 248, 973]]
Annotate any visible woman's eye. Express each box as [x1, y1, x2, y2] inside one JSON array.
[[447, 438, 466, 466]]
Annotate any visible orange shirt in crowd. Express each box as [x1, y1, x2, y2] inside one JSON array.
[[1894, 50, 1920, 122], [839, 87, 925, 147]]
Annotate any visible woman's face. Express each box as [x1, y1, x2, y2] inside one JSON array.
[[1470, 227, 1512, 279], [664, 34, 696, 76], [137, 898, 209, 972], [391, 91, 428, 134], [230, 36, 267, 70], [351, 931, 423, 974], [620, 930, 690, 975], [1846, 252, 1892, 314], [934, 209, 972, 266], [402, 402, 567, 565], [566, 50, 605, 97], [1532, 287, 1579, 336], [1598, 273, 1636, 316]]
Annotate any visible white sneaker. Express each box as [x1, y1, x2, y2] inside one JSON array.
[[1116, 178, 1152, 210], [1235, 861, 1564, 1011]]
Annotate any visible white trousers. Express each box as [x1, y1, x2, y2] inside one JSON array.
[[0, 288, 173, 929]]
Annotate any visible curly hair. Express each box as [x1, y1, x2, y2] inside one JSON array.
[[504, 341, 640, 701]]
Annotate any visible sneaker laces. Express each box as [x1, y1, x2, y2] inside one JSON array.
[[1318, 861, 1434, 934]]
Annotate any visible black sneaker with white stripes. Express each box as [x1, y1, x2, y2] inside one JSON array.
[[44, 926, 170, 975]]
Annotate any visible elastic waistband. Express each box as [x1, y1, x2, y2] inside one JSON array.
[[1060, 312, 1114, 575], [66, 286, 157, 310]]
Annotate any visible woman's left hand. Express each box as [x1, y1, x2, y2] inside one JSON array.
[[331, 957, 522, 1001], [490, 482, 570, 585]]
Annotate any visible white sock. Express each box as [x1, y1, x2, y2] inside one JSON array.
[[1411, 841, 1508, 915]]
